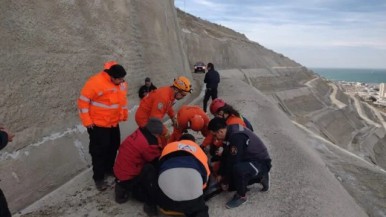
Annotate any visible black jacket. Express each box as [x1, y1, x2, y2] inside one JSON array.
[[204, 69, 220, 89], [138, 83, 157, 99], [219, 124, 271, 177]]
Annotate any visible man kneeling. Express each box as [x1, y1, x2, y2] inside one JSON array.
[[156, 134, 211, 217], [208, 117, 272, 209], [113, 118, 163, 207]]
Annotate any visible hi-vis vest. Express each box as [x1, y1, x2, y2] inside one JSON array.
[[78, 71, 128, 127], [160, 140, 210, 188]]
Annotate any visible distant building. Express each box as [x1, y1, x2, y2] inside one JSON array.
[[380, 83, 386, 98]]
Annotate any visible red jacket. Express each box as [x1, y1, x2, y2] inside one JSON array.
[[114, 128, 161, 181]]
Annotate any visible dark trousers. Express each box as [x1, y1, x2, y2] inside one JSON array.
[[0, 188, 11, 217], [88, 125, 120, 181], [156, 185, 209, 217], [231, 160, 271, 197], [203, 88, 218, 112], [115, 164, 157, 205]]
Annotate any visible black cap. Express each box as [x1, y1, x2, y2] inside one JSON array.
[[105, 64, 127, 78], [145, 77, 151, 82], [145, 118, 164, 135]]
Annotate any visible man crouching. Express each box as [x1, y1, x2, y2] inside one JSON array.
[[155, 134, 210, 217], [208, 117, 272, 209]]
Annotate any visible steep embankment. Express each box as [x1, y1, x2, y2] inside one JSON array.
[[177, 9, 386, 216], [1, 1, 385, 216], [0, 0, 193, 212], [177, 9, 299, 69]]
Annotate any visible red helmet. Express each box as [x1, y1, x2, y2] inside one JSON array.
[[210, 98, 226, 115], [189, 115, 204, 131]]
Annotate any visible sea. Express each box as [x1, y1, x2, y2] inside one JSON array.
[[311, 68, 386, 84]]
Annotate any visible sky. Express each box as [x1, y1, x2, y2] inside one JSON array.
[[174, 0, 386, 69]]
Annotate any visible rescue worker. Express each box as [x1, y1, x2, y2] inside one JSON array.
[[0, 126, 13, 217], [135, 76, 192, 147], [203, 63, 220, 113], [77, 61, 128, 191], [168, 105, 210, 143], [208, 118, 272, 209], [202, 98, 253, 171], [209, 98, 253, 131], [155, 134, 210, 217], [114, 118, 163, 207], [138, 77, 157, 99]]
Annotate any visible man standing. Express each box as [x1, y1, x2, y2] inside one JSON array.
[[208, 118, 272, 209], [78, 61, 128, 191], [135, 76, 192, 147], [0, 126, 14, 217], [203, 63, 220, 112], [138, 77, 157, 99]]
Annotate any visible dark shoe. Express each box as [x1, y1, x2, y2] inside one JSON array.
[[143, 204, 158, 217], [105, 168, 115, 177], [115, 184, 129, 204], [261, 172, 270, 192], [204, 183, 222, 201], [95, 180, 108, 191], [225, 194, 247, 209]]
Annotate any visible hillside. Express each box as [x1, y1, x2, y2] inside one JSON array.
[[1, 0, 385, 216]]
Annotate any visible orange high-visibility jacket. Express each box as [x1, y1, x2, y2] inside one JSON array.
[[160, 140, 210, 188], [135, 86, 176, 128], [168, 105, 209, 143], [202, 114, 246, 147], [78, 71, 128, 127]]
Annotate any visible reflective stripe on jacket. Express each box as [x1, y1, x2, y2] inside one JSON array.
[[160, 140, 210, 188], [78, 71, 128, 127]]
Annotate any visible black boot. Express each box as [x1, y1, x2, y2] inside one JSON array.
[[261, 172, 270, 192], [115, 183, 130, 203], [143, 203, 158, 217]]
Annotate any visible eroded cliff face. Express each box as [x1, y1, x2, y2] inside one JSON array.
[[0, 0, 192, 211], [177, 9, 299, 69], [0, 0, 385, 215]]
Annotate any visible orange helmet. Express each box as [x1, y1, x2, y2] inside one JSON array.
[[104, 61, 118, 70], [173, 76, 192, 93], [189, 115, 204, 131], [210, 98, 226, 115]]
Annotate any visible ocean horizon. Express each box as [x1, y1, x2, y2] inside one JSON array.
[[311, 68, 386, 84]]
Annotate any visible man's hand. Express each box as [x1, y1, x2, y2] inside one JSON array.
[[215, 147, 223, 156], [171, 116, 178, 128]]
